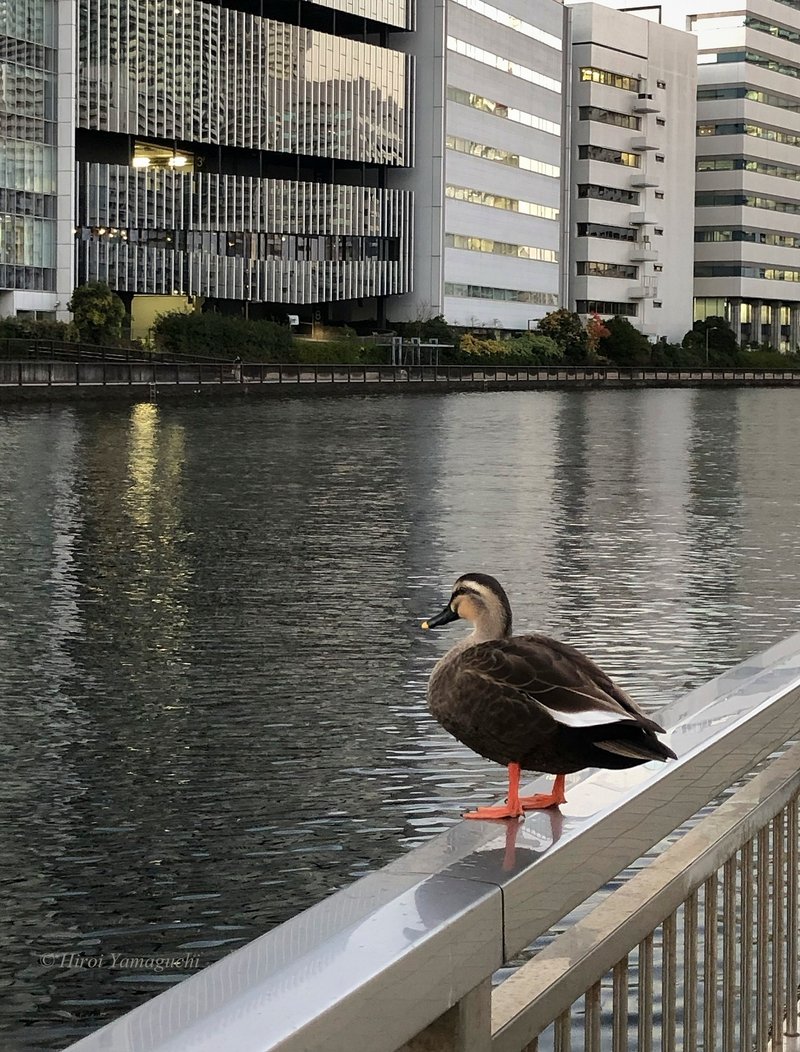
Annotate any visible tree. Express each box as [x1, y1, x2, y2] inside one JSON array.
[[599, 316, 652, 366], [682, 316, 738, 363], [537, 309, 588, 364], [68, 281, 127, 345], [585, 312, 610, 358]]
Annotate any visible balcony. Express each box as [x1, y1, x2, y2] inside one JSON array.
[[629, 278, 658, 299], [631, 240, 659, 262], [630, 211, 655, 225], [630, 172, 660, 188], [633, 92, 661, 114], [631, 136, 661, 152]]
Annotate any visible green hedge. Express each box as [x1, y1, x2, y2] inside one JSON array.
[[151, 311, 294, 360], [448, 331, 564, 366], [0, 316, 75, 342], [293, 338, 388, 365]]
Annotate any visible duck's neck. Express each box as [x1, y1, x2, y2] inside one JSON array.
[[444, 618, 509, 659]]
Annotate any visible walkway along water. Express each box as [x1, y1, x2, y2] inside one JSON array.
[[3, 360, 800, 403], [65, 633, 800, 1052]]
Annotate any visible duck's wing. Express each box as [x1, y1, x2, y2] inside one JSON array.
[[460, 634, 666, 735]]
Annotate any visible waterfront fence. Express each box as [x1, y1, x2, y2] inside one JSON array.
[[4, 359, 800, 389], [66, 634, 800, 1052]]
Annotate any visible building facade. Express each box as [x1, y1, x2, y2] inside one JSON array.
[[673, 0, 800, 349], [564, 3, 697, 342], [442, 0, 564, 330], [70, 0, 418, 332], [594, 0, 800, 351], [0, 0, 74, 320]]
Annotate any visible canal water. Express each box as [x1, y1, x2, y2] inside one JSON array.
[[1, 388, 799, 1050]]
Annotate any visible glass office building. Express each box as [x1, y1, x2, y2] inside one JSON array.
[[0, 0, 60, 311], [74, 0, 417, 329]]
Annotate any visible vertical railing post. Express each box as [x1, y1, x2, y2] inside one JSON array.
[[684, 892, 699, 1052], [756, 827, 770, 1051], [772, 813, 786, 1048], [722, 859, 736, 1052], [741, 840, 754, 1048], [663, 914, 677, 1052], [786, 797, 799, 1036], [704, 876, 718, 1050], [397, 981, 491, 1052]]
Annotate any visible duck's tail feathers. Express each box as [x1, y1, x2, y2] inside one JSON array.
[[595, 735, 677, 763]]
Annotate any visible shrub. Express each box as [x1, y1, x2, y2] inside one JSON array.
[[453, 331, 563, 366], [598, 316, 652, 366], [537, 309, 588, 364], [0, 316, 75, 343], [151, 311, 294, 361], [682, 316, 738, 363], [68, 281, 126, 345], [294, 338, 387, 365]]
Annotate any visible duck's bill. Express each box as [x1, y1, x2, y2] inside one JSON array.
[[421, 605, 459, 630]]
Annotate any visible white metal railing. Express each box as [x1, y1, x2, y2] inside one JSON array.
[[492, 743, 800, 1052], [66, 635, 800, 1052]]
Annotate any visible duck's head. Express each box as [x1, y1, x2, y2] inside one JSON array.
[[422, 573, 512, 641]]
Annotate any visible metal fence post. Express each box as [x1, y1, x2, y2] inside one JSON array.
[[398, 981, 491, 1052]]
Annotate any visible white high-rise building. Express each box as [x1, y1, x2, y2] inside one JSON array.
[[442, 0, 564, 330], [592, 0, 800, 351], [563, 3, 697, 342]]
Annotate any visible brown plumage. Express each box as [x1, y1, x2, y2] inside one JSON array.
[[422, 573, 676, 819]]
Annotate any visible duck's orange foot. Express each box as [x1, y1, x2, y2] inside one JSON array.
[[463, 803, 523, 820], [519, 792, 564, 810], [519, 774, 567, 810]]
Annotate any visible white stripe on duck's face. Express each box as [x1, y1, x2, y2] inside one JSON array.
[[537, 704, 636, 728]]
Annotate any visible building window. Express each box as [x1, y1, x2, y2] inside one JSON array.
[[697, 157, 800, 181], [697, 120, 800, 148], [577, 261, 639, 279], [576, 222, 637, 242], [654, 265, 663, 272], [445, 233, 558, 262], [695, 263, 800, 281], [446, 184, 559, 220], [657, 80, 666, 88], [447, 87, 560, 137], [579, 67, 640, 92], [655, 155, 665, 163], [655, 191, 665, 199], [449, 0, 562, 51], [578, 144, 640, 167], [656, 117, 666, 126], [695, 227, 800, 248], [697, 85, 800, 114], [655, 228, 664, 235], [576, 299, 638, 317], [578, 106, 640, 130], [654, 301, 663, 308], [696, 191, 800, 215], [445, 282, 559, 305], [447, 37, 561, 93], [577, 184, 640, 204], [446, 134, 560, 178]]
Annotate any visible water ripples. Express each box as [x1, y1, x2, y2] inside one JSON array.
[[0, 389, 799, 1048]]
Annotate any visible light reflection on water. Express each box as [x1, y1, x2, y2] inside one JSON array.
[[0, 389, 799, 1049]]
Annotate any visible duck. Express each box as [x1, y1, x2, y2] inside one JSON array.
[[422, 573, 677, 820]]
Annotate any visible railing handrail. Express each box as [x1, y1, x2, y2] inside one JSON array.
[[65, 633, 800, 1052]]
